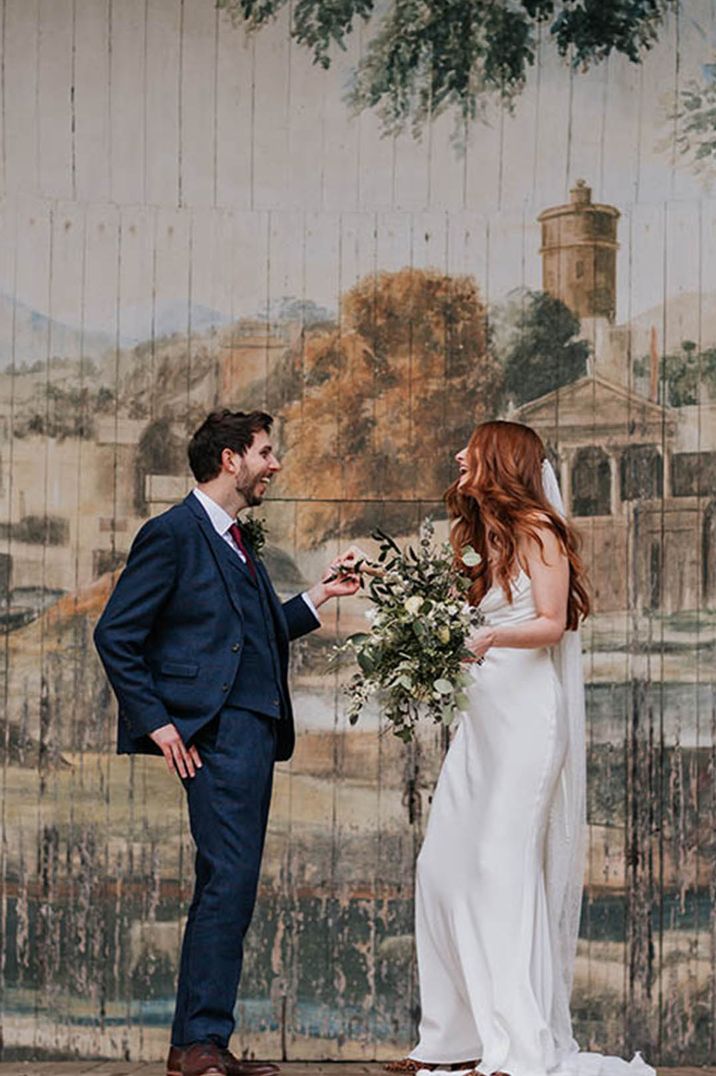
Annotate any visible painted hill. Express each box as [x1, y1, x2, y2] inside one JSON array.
[[630, 291, 716, 353]]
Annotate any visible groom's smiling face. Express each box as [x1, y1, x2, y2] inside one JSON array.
[[233, 429, 281, 507]]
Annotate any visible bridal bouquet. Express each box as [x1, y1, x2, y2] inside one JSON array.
[[334, 519, 484, 742]]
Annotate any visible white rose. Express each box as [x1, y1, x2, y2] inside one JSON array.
[[404, 595, 423, 616]]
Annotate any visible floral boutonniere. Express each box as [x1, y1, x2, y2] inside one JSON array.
[[240, 515, 268, 558]]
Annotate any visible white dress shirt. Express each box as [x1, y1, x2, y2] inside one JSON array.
[[192, 488, 319, 620]]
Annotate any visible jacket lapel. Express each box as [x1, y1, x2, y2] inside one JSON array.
[[253, 555, 289, 644], [183, 493, 251, 616]]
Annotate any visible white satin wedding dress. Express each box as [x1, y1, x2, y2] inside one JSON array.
[[409, 563, 654, 1076]]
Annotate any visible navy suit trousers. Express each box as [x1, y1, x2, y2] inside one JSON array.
[[170, 705, 277, 1047]]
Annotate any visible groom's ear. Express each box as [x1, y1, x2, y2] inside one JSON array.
[[221, 446, 239, 468]]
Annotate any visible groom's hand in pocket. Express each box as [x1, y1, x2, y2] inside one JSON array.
[[149, 723, 203, 779]]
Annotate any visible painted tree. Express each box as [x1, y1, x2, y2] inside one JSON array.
[[667, 65, 716, 175], [493, 288, 590, 405], [634, 339, 716, 406], [217, 0, 675, 135], [277, 267, 503, 545]]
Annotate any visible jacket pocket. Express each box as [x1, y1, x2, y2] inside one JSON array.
[[159, 661, 199, 679]]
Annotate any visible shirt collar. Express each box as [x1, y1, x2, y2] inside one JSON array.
[[192, 487, 236, 538]]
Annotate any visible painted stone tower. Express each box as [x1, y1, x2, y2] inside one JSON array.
[[538, 179, 620, 322]]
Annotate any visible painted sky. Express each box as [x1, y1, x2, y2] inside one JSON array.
[[1, 1, 716, 345]]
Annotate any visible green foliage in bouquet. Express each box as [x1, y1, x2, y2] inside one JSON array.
[[335, 518, 484, 742]]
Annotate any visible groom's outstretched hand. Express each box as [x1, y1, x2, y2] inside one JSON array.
[[149, 722, 203, 779], [306, 546, 363, 608]]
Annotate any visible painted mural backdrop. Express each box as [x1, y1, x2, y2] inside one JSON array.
[[0, 0, 714, 1065]]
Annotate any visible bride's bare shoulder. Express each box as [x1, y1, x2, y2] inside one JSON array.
[[519, 518, 565, 573]]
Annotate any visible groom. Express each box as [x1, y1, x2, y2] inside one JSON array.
[[94, 409, 359, 1076]]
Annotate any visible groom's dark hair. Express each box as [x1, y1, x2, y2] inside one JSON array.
[[188, 409, 273, 482]]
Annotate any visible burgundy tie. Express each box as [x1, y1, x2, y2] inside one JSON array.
[[228, 522, 256, 581]]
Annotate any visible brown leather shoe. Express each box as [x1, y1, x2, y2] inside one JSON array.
[[168, 1045, 279, 1076], [167, 1045, 184, 1076], [220, 1047, 280, 1076], [179, 1042, 227, 1076]]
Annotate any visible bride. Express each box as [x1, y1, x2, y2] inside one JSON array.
[[395, 421, 654, 1076]]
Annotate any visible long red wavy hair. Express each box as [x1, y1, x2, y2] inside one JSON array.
[[445, 421, 590, 629]]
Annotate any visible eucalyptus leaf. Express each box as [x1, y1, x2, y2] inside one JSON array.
[[357, 649, 376, 674], [462, 546, 482, 567], [441, 705, 455, 726]]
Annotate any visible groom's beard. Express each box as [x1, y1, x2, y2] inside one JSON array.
[[235, 463, 267, 507]]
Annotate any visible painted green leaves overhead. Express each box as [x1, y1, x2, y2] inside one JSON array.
[[216, 0, 676, 134]]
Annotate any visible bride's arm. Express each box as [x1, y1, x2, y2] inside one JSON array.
[[467, 527, 569, 658]]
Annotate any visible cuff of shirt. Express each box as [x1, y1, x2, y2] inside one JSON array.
[[301, 591, 321, 623]]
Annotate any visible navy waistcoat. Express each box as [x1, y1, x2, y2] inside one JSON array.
[[224, 551, 285, 718]]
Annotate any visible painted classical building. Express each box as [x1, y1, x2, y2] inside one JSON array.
[[521, 181, 715, 613]]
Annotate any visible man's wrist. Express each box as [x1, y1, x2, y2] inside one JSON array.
[[300, 590, 321, 622], [307, 581, 329, 609]]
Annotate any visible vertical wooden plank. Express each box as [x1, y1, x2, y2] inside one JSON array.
[[391, 131, 429, 213], [74, 0, 111, 205], [62, 199, 97, 1056], [426, 112, 468, 211], [144, 0, 181, 206], [82, 201, 130, 1057], [334, 208, 381, 501], [320, 35, 360, 214], [0, 0, 7, 198], [565, 59, 610, 201], [4, 0, 39, 198], [659, 197, 705, 1057], [184, 205, 222, 416], [0, 199, 18, 1059], [309, 218, 362, 1060], [637, 13, 679, 205], [528, 54, 574, 211], [462, 107, 503, 216], [251, 11, 290, 211], [354, 22, 398, 214], [108, 0, 145, 205], [198, 205, 234, 409], [215, 12, 253, 209], [29, 195, 57, 1052], [284, 32, 327, 211], [217, 208, 269, 404], [355, 110, 396, 212], [36, 0, 73, 200], [179, 0, 217, 206], [600, 52, 642, 210], [42, 200, 84, 1054], [696, 197, 716, 1061]]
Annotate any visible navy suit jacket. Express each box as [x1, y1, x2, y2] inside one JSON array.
[[93, 493, 320, 762]]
